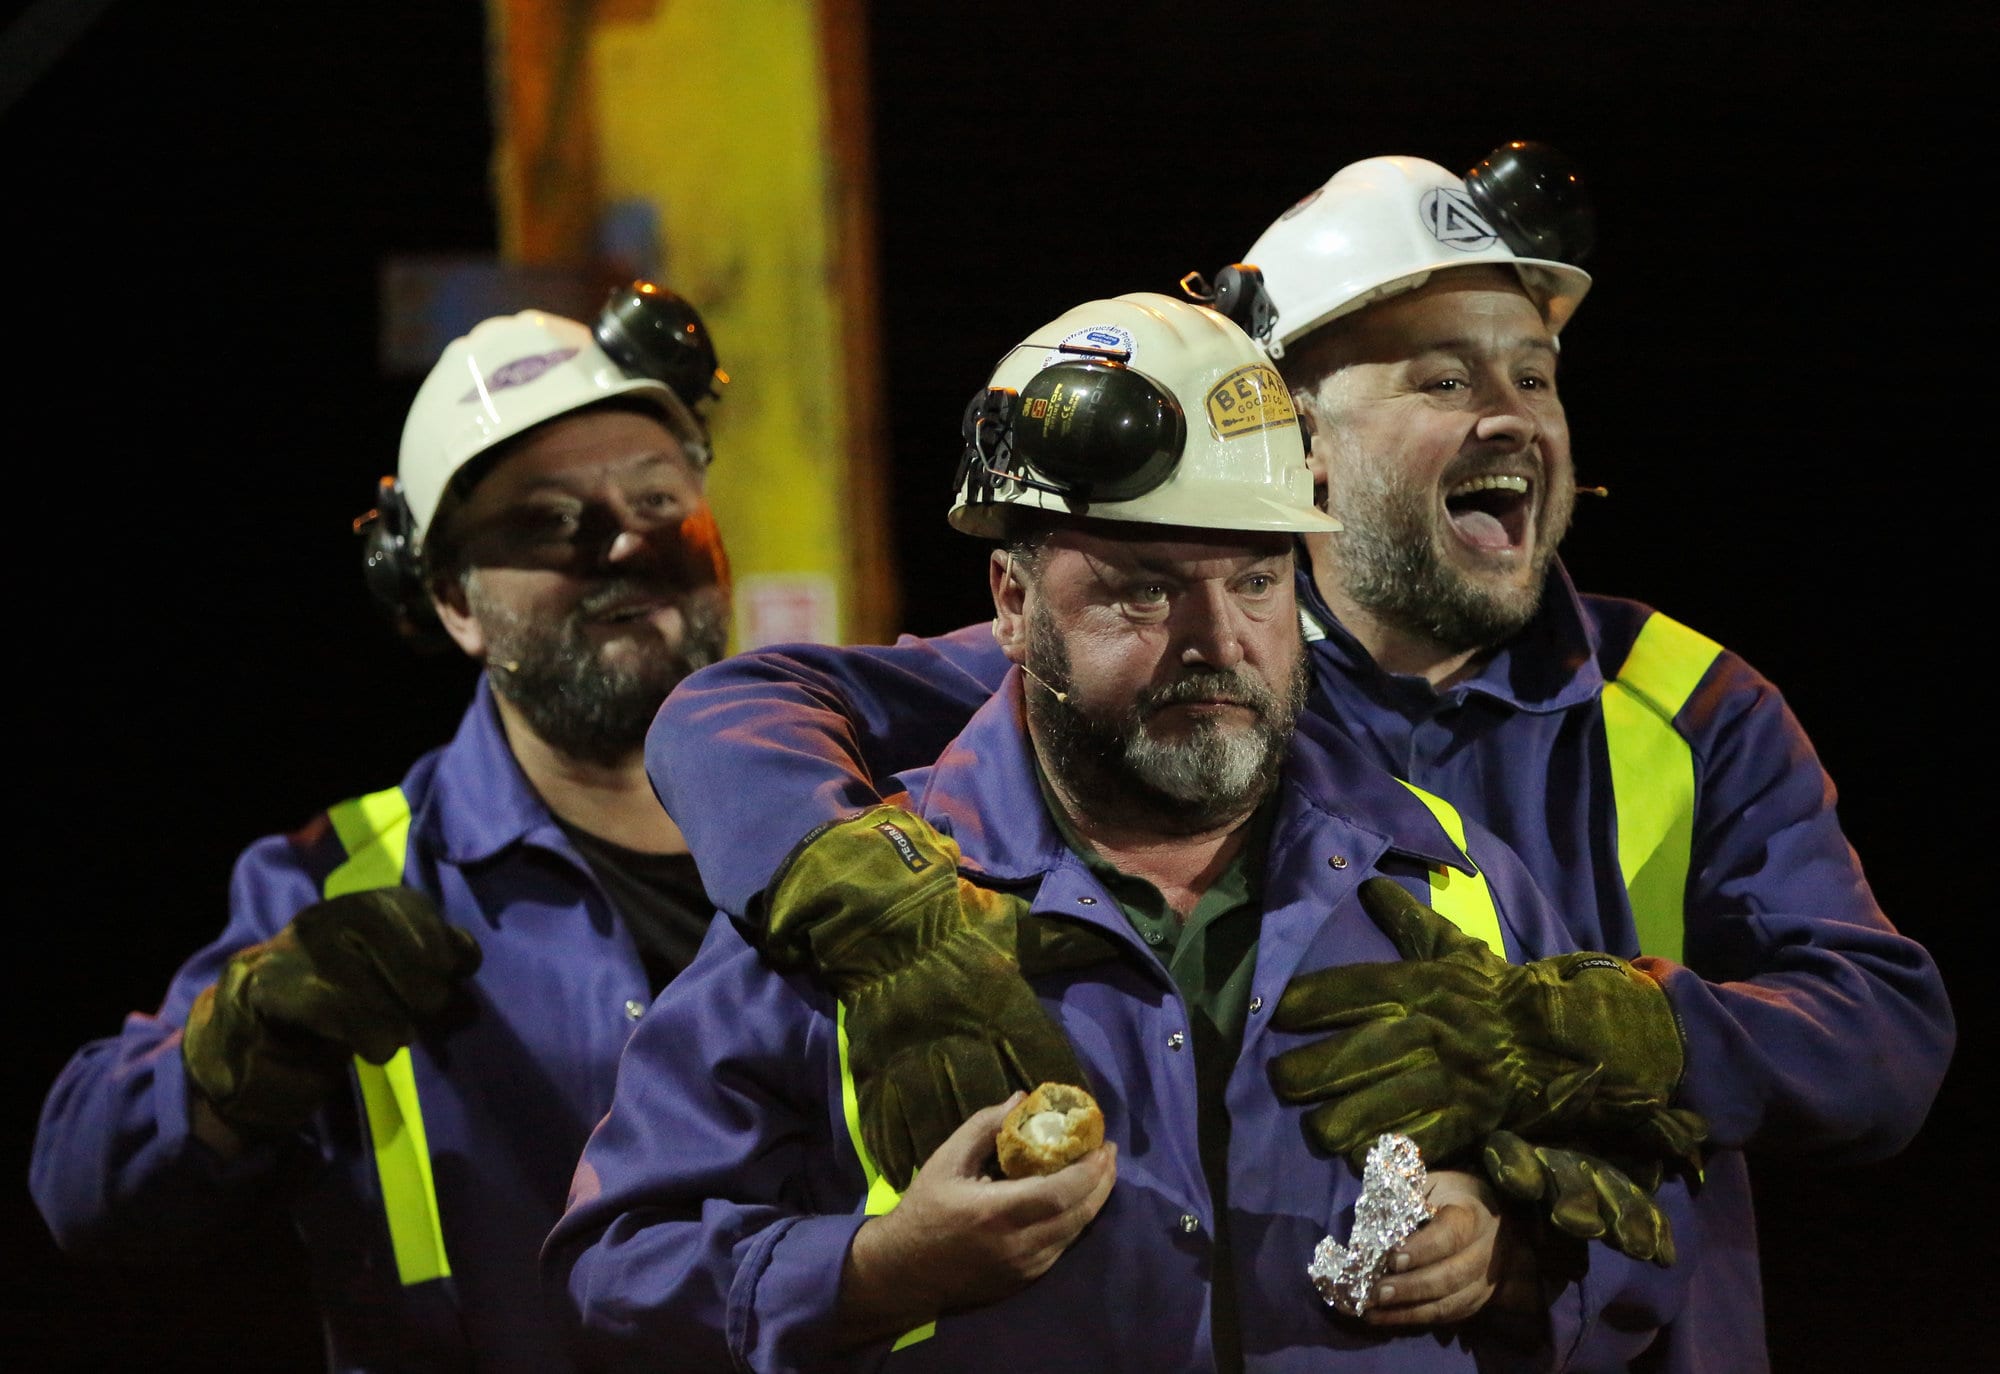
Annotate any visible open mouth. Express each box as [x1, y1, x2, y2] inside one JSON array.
[[1444, 474, 1533, 553]]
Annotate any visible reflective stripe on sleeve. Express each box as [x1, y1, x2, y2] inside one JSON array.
[[323, 787, 452, 1287], [1603, 613, 1722, 965], [1396, 782, 1506, 958], [836, 1001, 934, 1351]]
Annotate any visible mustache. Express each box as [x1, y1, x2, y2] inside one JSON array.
[[1136, 668, 1273, 717], [574, 576, 713, 620]]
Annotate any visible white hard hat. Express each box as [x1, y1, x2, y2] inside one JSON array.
[[950, 293, 1340, 538], [396, 309, 709, 552], [1244, 155, 1593, 355]]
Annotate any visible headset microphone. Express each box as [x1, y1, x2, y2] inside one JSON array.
[[1575, 484, 1609, 498], [1019, 665, 1069, 703]]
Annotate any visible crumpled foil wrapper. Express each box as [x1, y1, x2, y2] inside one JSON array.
[[1307, 1133, 1434, 1316]]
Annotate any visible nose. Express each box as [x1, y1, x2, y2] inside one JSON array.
[[1176, 583, 1245, 671], [605, 526, 650, 564], [598, 503, 728, 589], [598, 487, 680, 567], [1472, 381, 1539, 450]]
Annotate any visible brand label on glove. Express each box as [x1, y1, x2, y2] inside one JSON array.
[[1206, 363, 1296, 439], [873, 821, 932, 873]]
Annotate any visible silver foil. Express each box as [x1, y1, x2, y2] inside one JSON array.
[[1307, 1133, 1434, 1316]]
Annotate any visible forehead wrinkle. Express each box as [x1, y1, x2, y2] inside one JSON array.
[[506, 449, 684, 499], [1075, 545, 1288, 588], [1406, 334, 1558, 361]]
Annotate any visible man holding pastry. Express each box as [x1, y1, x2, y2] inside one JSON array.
[[544, 294, 1693, 1371]]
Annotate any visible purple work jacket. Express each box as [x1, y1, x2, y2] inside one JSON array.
[[32, 679, 657, 1373], [554, 681, 1692, 1372], [645, 564, 1954, 1374]]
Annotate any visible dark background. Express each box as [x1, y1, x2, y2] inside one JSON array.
[[3, 2, 1987, 1367]]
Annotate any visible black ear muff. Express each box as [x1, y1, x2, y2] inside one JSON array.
[[1464, 141, 1595, 265], [594, 281, 727, 414], [1180, 264, 1277, 344], [354, 477, 441, 641], [1011, 360, 1185, 503]]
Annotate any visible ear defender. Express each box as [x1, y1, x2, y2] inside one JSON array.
[[956, 352, 1187, 513], [1179, 264, 1277, 344], [594, 281, 728, 414], [1464, 140, 1596, 265], [1012, 360, 1186, 502], [354, 476, 444, 641]]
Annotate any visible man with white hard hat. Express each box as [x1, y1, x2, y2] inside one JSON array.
[[1236, 148, 1952, 1371], [644, 146, 1953, 1370], [548, 294, 1691, 1371], [33, 284, 734, 1371]]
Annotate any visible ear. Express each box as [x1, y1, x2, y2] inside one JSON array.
[[1296, 394, 1328, 490], [988, 550, 1031, 665], [429, 575, 488, 660]]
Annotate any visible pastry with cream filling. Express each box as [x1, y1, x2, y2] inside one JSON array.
[[996, 1082, 1104, 1178]]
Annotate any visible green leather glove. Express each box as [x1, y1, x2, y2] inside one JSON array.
[[765, 806, 1088, 1188], [1270, 877, 1703, 1170], [183, 887, 482, 1137], [1482, 1130, 1677, 1267]]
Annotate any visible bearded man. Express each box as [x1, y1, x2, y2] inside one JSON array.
[[546, 295, 1693, 1373], [645, 154, 1951, 1373], [32, 290, 732, 1373]]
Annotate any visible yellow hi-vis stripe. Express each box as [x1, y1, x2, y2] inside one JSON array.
[[836, 1001, 933, 1351], [324, 787, 452, 1288], [1602, 613, 1722, 966], [1396, 782, 1506, 958]]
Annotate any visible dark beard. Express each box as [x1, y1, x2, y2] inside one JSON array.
[[1024, 601, 1305, 835], [1334, 461, 1570, 654], [471, 579, 728, 768]]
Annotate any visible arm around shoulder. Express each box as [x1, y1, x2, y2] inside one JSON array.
[[645, 623, 1011, 917]]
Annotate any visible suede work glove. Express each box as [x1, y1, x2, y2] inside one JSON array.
[[1271, 877, 1702, 1171], [1482, 1130, 1678, 1267], [764, 806, 1087, 1188], [183, 887, 482, 1138]]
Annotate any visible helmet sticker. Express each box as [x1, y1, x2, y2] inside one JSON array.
[[458, 347, 581, 403], [1041, 324, 1136, 372], [1206, 363, 1297, 439], [1418, 188, 1499, 253], [1279, 185, 1324, 221]]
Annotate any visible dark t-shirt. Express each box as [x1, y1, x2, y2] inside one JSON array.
[[557, 821, 716, 995]]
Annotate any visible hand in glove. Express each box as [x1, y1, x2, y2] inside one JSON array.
[[764, 806, 1088, 1189], [1270, 877, 1704, 1169], [183, 887, 482, 1138], [1481, 1130, 1678, 1267]]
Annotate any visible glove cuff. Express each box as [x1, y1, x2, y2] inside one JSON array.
[[761, 805, 966, 971]]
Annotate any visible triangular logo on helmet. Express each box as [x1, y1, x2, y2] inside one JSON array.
[[1418, 188, 1499, 253]]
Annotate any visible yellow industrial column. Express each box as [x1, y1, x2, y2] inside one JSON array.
[[487, 0, 894, 647]]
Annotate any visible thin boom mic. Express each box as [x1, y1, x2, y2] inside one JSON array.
[[1020, 665, 1068, 702]]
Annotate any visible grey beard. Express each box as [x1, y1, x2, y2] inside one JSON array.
[[1329, 455, 1569, 655], [1024, 603, 1305, 836], [470, 580, 728, 768]]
